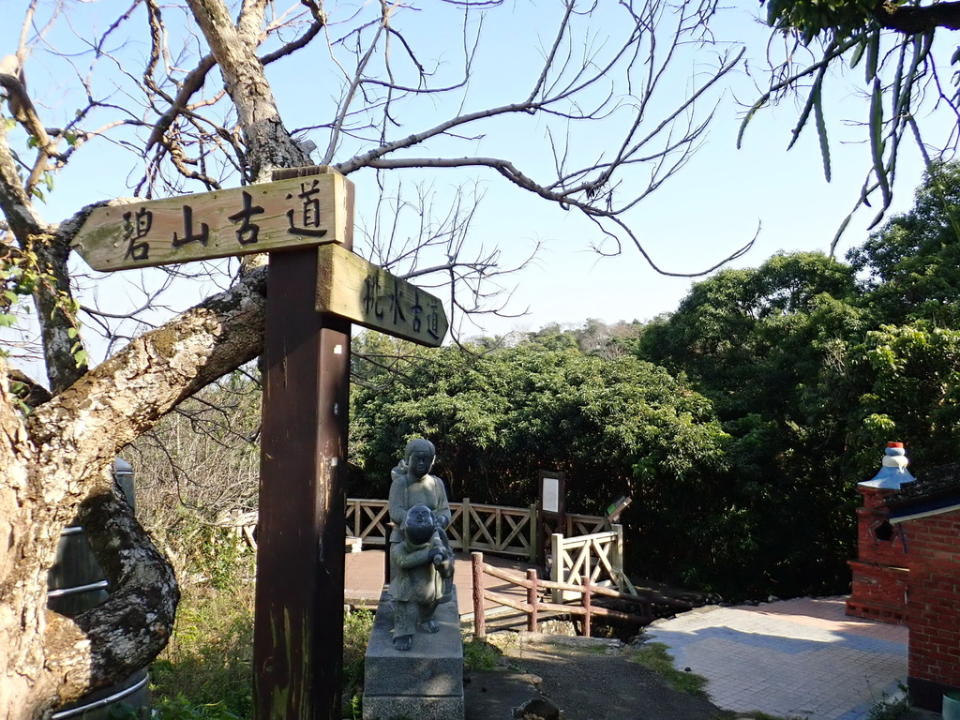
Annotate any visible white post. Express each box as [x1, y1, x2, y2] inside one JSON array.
[[551, 532, 564, 603]]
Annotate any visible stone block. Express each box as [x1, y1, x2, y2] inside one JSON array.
[[363, 587, 464, 720]]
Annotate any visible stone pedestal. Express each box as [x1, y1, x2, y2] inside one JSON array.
[[363, 587, 464, 720]]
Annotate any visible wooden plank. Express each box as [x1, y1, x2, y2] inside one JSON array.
[[482, 591, 531, 615], [72, 172, 352, 271], [315, 243, 448, 347]]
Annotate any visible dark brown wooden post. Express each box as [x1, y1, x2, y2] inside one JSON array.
[[581, 574, 592, 638], [537, 470, 566, 567], [526, 568, 539, 633], [254, 167, 352, 720], [472, 552, 485, 640]]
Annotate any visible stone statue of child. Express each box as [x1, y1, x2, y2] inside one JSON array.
[[388, 438, 453, 602], [390, 504, 454, 651]]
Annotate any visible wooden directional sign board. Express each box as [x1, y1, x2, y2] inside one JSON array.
[[316, 243, 448, 347], [69, 165, 449, 720], [71, 172, 352, 271]]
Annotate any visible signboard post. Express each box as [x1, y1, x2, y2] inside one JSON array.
[[73, 166, 448, 720], [538, 470, 566, 567]]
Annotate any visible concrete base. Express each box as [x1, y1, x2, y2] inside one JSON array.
[[363, 587, 464, 720]]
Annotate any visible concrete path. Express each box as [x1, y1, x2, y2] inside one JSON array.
[[348, 551, 918, 719], [645, 597, 909, 720]]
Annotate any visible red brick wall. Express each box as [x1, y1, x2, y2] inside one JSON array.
[[906, 510, 960, 691], [855, 505, 911, 567], [846, 486, 910, 623], [847, 561, 908, 623]]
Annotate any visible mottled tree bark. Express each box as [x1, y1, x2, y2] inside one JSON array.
[[185, 0, 309, 181], [0, 268, 267, 720]]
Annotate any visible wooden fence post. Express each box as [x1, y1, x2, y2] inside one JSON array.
[[526, 568, 539, 633], [612, 523, 624, 588], [383, 523, 392, 585], [472, 551, 485, 640], [550, 533, 564, 603], [581, 573, 592, 638], [528, 503, 538, 563], [462, 497, 471, 552]]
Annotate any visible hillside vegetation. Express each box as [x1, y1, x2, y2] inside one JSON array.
[[133, 163, 960, 603]]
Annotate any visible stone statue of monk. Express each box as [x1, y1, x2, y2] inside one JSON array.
[[389, 504, 454, 651], [388, 437, 453, 602]]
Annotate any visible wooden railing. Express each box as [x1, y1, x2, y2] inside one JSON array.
[[550, 526, 636, 600], [224, 499, 608, 564], [448, 499, 539, 560], [565, 513, 607, 537], [344, 498, 389, 546], [345, 498, 599, 562], [470, 552, 648, 639]]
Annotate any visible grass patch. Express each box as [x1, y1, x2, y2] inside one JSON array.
[[342, 608, 375, 713], [150, 571, 256, 719], [150, 553, 376, 720], [628, 642, 707, 698], [868, 684, 911, 720], [462, 639, 503, 671]]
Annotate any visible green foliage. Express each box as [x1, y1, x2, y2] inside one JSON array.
[[150, 694, 246, 720], [867, 689, 911, 720], [849, 161, 960, 327], [764, 0, 881, 43], [462, 639, 502, 671], [628, 642, 707, 697], [756, 0, 941, 239], [191, 525, 254, 591], [151, 581, 255, 719], [342, 609, 375, 710], [634, 165, 960, 596], [0, 240, 86, 367], [352, 332, 730, 585], [150, 548, 374, 720]]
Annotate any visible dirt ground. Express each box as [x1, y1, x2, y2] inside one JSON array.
[[464, 632, 723, 720]]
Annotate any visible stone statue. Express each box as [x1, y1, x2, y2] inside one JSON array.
[[388, 438, 456, 650], [389, 504, 454, 651], [388, 438, 453, 593]]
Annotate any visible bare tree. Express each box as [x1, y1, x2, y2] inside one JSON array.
[[0, 0, 742, 716]]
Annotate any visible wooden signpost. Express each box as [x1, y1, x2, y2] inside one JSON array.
[[538, 470, 567, 567], [72, 173, 353, 271], [73, 166, 448, 720], [316, 243, 448, 346]]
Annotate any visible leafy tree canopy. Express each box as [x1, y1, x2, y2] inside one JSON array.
[[850, 161, 960, 325]]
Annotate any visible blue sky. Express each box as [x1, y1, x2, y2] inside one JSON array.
[[1, 0, 952, 368]]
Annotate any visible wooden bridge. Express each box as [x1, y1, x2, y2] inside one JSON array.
[[218, 498, 664, 629]]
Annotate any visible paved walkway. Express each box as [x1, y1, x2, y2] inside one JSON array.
[[348, 551, 917, 719], [645, 597, 909, 720]]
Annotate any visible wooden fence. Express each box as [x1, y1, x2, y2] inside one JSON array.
[[470, 552, 647, 638], [550, 526, 636, 600], [343, 498, 606, 562], [223, 498, 609, 565]]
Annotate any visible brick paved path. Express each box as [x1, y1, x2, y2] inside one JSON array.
[[645, 597, 908, 720]]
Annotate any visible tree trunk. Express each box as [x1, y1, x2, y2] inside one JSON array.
[[0, 267, 267, 719]]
